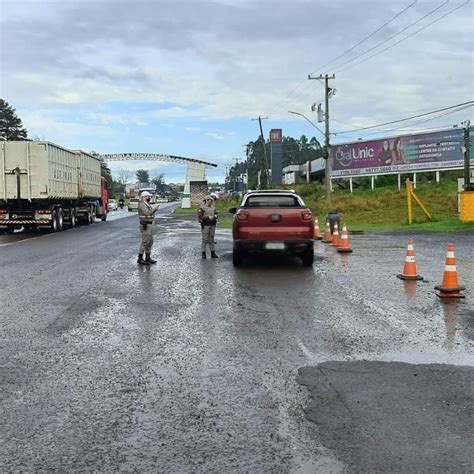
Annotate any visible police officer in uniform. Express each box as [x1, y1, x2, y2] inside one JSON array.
[[137, 191, 159, 265], [198, 195, 218, 259]]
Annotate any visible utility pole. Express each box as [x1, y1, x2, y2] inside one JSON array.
[[252, 116, 269, 188], [225, 165, 230, 191], [233, 158, 240, 192], [308, 73, 335, 200], [463, 120, 473, 191]]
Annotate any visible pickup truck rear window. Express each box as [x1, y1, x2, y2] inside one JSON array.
[[243, 195, 301, 208]]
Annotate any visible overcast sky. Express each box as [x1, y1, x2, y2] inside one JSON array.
[[0, 0, 472, 183]]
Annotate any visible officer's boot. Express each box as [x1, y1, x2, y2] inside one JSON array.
[[202, 252, 206, 259], [137, 254, 150, 265], [146, 253, 157, 264], [211, 251, 218, 259]]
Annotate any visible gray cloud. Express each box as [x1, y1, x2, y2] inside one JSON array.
[[1, 1, 472, 126]]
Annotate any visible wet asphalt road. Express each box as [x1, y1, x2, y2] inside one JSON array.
[[1, 205, 473, 472]]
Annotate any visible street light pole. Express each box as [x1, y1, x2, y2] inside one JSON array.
[[288, 110, 324, 137]]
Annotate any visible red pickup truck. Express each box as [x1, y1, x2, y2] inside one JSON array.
[[229, 190, 314, 267]]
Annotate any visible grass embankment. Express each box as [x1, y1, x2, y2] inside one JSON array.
[[174, 181, 474, 232], [297, 180, 474, 232]]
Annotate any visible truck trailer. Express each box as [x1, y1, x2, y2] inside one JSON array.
[[0, 141, 109, 233]]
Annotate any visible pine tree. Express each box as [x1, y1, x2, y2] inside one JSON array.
[[0, 99, 28, 140]]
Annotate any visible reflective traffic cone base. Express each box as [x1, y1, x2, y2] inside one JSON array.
[[435, 243, 465, 298], [313, 218, 323, 240], [330, 223, 341, 247], [337, 224, 353, 253], [322, 220, 332, 243], [397, 239, 423, 281]]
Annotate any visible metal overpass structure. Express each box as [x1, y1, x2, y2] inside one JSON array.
[[100, 153, 218, 208]]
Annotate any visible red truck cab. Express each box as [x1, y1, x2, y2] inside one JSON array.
[[230, 190, 314, 267]]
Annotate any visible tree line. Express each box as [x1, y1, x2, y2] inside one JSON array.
[[226, 135, 324, 190]]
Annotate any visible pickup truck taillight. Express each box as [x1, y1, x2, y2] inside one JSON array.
[[37, 209, 51, 215], [0, 209, 6, 214], [236, 211, 249, 222], [301, 211, 313, 221]]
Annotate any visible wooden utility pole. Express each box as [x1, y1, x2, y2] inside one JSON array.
[[308, 73, 335, 200], [252, 116, 269, 188]]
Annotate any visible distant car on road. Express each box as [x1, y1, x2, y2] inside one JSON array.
[[128, 198, 139, 212], [108, 199, 118, 211], [229, 190, 314, 267]]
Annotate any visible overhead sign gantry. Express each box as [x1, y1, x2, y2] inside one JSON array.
[[100, 152, 218, 208]]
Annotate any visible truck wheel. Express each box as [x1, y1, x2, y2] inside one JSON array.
[[57, 208, 64, 231], [70, 209, 77, 228], [89, 207, 96, 224], [84, 210, 91, 225], [232, 249, 243, 267], [50, 210, 58, 232], [301, 248, 314, 267], [101, 212, 107, 222]]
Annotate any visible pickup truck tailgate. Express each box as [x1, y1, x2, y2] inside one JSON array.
[[234, 208, 313, 240]]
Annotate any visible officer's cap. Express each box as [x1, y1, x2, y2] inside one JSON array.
[[141, 191, 152, 197]]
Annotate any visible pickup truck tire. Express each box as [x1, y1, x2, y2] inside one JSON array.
[[301, 248, 314, 267], [232, 250, 243, 267]]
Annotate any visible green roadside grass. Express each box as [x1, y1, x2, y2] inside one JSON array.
[[173, 208, 197, 215], [173, 180, 474, 233], [173, 206, 234, 229]]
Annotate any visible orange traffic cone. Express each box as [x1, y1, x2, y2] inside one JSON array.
[[435, 243, 465, 298], [330, 222, 341, 247], [322, 220, 332, 243], [397, 239, 423, 280], [337, 224, 353, 253], [313, 218, 323, 240]]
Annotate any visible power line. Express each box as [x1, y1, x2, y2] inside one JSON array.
[[266, 1, 444, 119], [333, 104, 473, 138], [266, 79, 323, 119], [333, 106, 471, 137], [336, 0, 469, 73], [370, 105, 473, 131], [311, 0, 418, 74], [332, 0, 449, 73], [333, 101, 473, 134], [332, 100, 474, 130]]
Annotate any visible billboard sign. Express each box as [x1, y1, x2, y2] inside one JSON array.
[[269, 129, 282, 143], [331, 128, 473, 178]]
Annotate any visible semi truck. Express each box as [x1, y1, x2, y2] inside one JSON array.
[[0, 140, 109, 233]]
